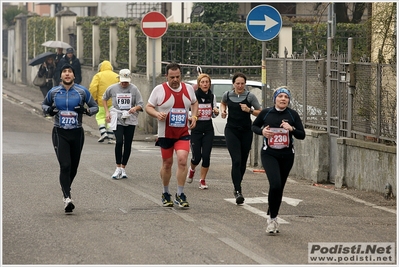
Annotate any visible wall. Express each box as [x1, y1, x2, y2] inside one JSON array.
[[290, 130, 330, 183], [334, 138, 396, 195], [252, 128, 396, 196]]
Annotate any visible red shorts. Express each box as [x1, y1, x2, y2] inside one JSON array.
[[160, 139, 190, 159]]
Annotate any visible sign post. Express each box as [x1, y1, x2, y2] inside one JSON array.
[[141, 12, 168, 90], [246, 5, 282, 107]]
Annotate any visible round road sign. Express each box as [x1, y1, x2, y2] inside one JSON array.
[[246, 5, 282, 41], [141, 11, 168, 39]]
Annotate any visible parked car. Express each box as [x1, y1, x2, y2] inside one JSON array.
[[185, 79, 263, 144]]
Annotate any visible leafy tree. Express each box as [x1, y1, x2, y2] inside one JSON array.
[[3, 5, 28, 27], [192, 3, 239, 26]]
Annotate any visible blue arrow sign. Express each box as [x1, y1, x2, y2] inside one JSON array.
[[246, 5, 282, 41]]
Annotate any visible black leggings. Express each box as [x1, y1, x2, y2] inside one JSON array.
[[261, 152, 294, 218], [52, 127, 84, 199], [225, 127, 253, 193], [114, 124, 136, 166], [190, 128, 214, 167]]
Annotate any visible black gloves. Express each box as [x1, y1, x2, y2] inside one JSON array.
[[47, 106, 58, 116], [74, 105, 88, 114]]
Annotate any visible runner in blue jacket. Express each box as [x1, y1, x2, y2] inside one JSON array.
[[42, 64, 98, 213]]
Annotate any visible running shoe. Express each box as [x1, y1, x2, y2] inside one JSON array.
[[234, 191, 245, 205], [112, 168, 121, 179], [174, 193, 189, 208], [187, 169, 195, 183], [107, 138, 116, 144], [199, 179, 208, 189], [162, 192, 173, 207], [63, 197, 75, 213], [266, 218, 280, 234], [120, 168, 127, 179], [98, 133, 108, 143]]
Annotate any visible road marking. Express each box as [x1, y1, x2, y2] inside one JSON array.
[[225, 198, 289, 224], [218, 237, 278, 264], [90, 167, 282, 264], [261, 193, 303, 206], [225, 195, 303, 224]]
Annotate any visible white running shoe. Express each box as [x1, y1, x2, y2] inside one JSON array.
[[199, 179, 208, 189], [112, 168, 121, 179], [98, 134, 108, 143], [186, 169, 195, 183], [266, 218, 279, 234], [121, 168, 127, 179], [63, 197, 75, 213]]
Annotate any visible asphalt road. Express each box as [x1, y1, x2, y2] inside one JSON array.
[[2, 93, 397, 265]]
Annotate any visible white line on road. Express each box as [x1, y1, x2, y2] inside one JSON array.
[[90, 167, 274, 264], [225, 198, 289, 224], [218, 237, 279, 264]]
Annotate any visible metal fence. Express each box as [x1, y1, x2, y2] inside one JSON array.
[[13, 16, 397, 144]]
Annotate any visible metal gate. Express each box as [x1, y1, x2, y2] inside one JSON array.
[[327, 37, 352, 183]]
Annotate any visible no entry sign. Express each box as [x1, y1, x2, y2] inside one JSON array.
[[141, 11, 168, 39]]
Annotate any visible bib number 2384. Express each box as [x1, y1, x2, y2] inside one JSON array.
[[169, 108, 187, 128]]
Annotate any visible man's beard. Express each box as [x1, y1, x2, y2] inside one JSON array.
[[62, 79, 73, 86]]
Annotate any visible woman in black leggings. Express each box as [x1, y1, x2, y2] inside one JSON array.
[[252, 86, 305, 234], [187, 74, 219, 189], [220, 72, 261, 204], [103, 69, 144, 179]]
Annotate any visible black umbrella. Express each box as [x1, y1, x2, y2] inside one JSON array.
[[28, 51, 56, 66]]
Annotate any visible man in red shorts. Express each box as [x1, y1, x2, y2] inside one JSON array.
[[145, 63, 198, 208]]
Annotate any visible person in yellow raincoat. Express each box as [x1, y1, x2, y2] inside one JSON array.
[[89, 60, 119, 143]]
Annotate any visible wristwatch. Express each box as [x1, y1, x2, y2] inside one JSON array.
[[291, 126, 296, 132], [249, 107, 254, 114]]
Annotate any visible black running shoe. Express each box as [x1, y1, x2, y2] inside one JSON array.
[[234, 191, 245, 205], [174, 193, 189, 208], [162, 192, 173, 207], [64, 197, 75, 213]]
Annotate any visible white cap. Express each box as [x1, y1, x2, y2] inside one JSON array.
[[118, 69, 131, 82]]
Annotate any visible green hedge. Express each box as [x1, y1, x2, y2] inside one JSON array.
[[27, 16, 56, 59], [28, 16, 369, 69]]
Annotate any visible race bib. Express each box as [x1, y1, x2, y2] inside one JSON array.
[[169, 108, 187, 127], [116, 93, 131, 110], [267, 128, 290, 149], [198, 103, 212, 121], [59, 111, 78, 129]]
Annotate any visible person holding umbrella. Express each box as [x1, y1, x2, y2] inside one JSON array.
[[41, 41, 70, 85], [36, 56, 56, 97]]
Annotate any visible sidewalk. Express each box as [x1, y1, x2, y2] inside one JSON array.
[[2, 80, 157, 142]]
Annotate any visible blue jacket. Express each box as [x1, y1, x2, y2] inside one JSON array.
[[42, 83, 99, 129]]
